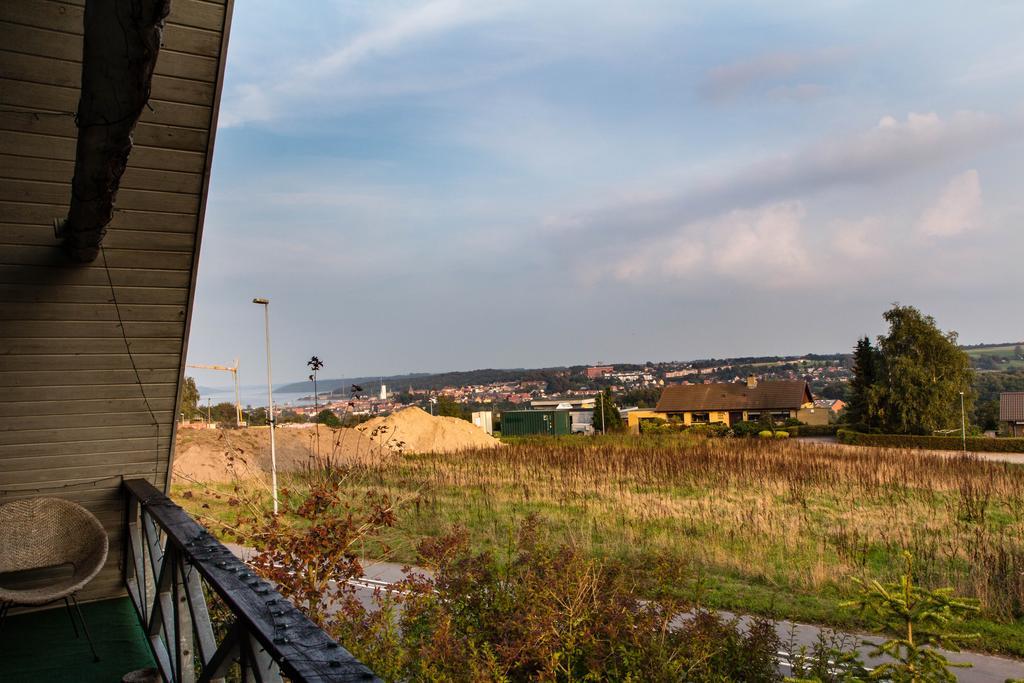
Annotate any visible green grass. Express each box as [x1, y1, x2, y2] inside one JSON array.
[[965, 343, 1024, 369], [965, 344, 1023, 357], [172, 436, 1024, 657]]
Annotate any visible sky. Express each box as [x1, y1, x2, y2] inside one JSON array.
[[186, 0, 1024, 387]]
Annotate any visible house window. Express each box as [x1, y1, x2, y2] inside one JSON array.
[[771, 410, 790, 421], [747, 412, 761, 421], [692, 412, 710, 424]]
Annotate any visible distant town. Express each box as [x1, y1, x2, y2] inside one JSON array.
[[244, 353, 855, 420], [186, 342, 1024, 436]]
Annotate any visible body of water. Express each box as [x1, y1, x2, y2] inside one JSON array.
[[199, 389, 314, 409]]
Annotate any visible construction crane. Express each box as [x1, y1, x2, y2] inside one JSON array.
[[185, 359, 242, 427]]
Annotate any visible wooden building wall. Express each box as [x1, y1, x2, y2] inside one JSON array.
[[0, 0, 232, 602]]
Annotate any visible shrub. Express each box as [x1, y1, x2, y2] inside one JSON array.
[[366, 518, 783, 682], [639, 419, 683, 435], [732, 420, 763, 438], [837, 430, 1024, 452], [758, 430, 774, 439], [793, 424, 841, 437], [774, 431, 789, 439], [687, 423, 731, 438]]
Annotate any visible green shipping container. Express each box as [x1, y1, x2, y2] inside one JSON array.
[[501, 410, 572, 436]]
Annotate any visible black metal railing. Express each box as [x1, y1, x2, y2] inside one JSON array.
[[122, 479, 380, 683]]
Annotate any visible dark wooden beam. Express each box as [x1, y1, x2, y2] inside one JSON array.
[[57, 0, 171, 262]]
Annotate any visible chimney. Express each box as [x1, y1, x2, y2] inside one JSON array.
[[746, 375, 758, 389]]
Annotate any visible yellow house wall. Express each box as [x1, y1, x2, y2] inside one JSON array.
[[631, 407, 802, 432], [626, 410, 668, 434]]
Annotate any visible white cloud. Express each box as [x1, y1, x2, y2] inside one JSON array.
[[916, 170, 982, 238], [830, 217, 885, 260], [548, 110, 1009, 243], [553, 107, 1022, 293], [698, 47, 850, 101], [306, 0, 504, 80], [794, 112, 999, 188], [709, 202, 809, 281], [601, 201, 810, 288], [219, 0, 513, 127]]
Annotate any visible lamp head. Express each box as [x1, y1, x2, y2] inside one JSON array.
[[252, 297, 269, 305]]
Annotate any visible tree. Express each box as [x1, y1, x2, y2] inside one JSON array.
[[875, 305, 974, 435], [277, 409, 308, 424], [846, 337, 881, 429], [436, 395, 467, 420], [179, 376, 200, 420], [209, 401, 238, 424], [843, 553, 979, 682], [315, 409, 341, 429], [973, 399, 999, 432], [245, 406, 268, 426], [592, 390, 624, 434]]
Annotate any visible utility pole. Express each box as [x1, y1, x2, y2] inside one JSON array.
[[599, 391, 606, 435], [252, 298, 278, 515], [206, 397, 211, 424], [959, 391, 966, 452]]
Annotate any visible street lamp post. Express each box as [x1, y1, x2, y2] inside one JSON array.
[[252, 298, 279, 515], [959, 391, 966, 453]]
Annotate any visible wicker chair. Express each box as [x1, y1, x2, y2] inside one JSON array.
[[0, 497, 109, 660]]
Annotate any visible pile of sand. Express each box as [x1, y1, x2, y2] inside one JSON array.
[[172, 407, 500, 483], [354, 406, 502, 455], [172, 425, 335, 483]]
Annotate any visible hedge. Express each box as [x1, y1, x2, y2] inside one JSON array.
[[787, 424, 841, 437], [836, 430, 1024, 453]]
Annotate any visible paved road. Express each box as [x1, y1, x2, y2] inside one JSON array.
[[796, 436, 1024, 465], [226, 545, 1024, 681]]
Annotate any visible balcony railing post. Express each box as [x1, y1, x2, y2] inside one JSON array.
[[124, 490, 147, 624], [147, 539, 176, 681], [173, 555, 196, 683], [122, 479, 381, 682], [181, 561, 217, 665]]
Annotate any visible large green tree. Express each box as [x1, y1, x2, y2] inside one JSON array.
[[179, 376, 200, 420], [874, 305, 973, 435], [846, 336, 881, 428]]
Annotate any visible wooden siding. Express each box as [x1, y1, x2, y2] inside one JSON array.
[[0, 0, 233, 604]]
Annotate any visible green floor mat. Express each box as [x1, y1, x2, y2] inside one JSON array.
[[0, 597, 156, 683]]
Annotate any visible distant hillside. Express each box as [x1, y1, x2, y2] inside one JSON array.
[[277, 367, 586, 395], [276, 373, 430, 395], [273, 343, 1020, 395], [964, 342, 1024, 371]]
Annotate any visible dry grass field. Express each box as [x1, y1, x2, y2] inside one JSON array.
[[173, 435, 1024, 655]]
